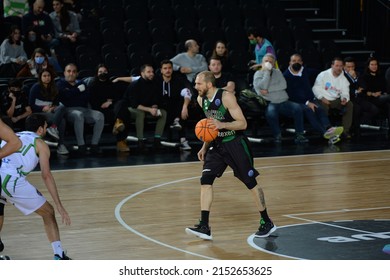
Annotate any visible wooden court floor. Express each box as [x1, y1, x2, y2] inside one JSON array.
[[1, 150, 390, 260]]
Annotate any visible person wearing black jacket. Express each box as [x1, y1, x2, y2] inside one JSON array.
[[124, 64, 167, 151], [89, 64, 131, 152]]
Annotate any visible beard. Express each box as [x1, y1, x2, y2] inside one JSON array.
[[197, 88, 208, 97]]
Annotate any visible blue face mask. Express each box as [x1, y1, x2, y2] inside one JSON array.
[[35, 56, 45, 64]]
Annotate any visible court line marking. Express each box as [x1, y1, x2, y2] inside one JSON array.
[[284, 206, 390, 234], [248, 217, 390, 260], [115, 175, 218, 260], [42, 148, 390, 172], [113, 153, 390, 259]]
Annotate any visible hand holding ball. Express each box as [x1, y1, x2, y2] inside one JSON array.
[[195, 118, 219, 142]]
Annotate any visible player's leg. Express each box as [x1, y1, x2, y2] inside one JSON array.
[[0, 202, 4, 252], [229, 136, 277, 238], [185, 145, 226, 240], [250, 186, 277, 238], [35, 201, 71, 260]]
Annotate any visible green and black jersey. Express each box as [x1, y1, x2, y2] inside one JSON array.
[[201, 88, 240, 143]]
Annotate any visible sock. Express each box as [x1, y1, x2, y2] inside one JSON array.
[[260, 209, 271, 223], [51, 241, 64, 256], [200, 210, 210, 226]]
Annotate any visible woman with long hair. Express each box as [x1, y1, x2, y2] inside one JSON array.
[[29, 69, 69, 154], [50, 0, 81, 45], [210, 40, 232, 73], [0, 25, 28, 77], [17, 47, 56, 78]]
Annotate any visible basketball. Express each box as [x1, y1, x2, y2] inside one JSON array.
[[195, 118, 219, 142]]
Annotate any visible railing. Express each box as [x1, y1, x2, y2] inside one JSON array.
[[376, 0, 390, 10]]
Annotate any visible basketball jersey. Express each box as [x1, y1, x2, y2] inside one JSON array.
[[1, 131, 40, 177], [202, 88, 237, 143]]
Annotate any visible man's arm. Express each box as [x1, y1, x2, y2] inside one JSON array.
[[112, 76, 140, 83], [211, 91, 247, 131], [0, 119, 21, 158], [36, 138, 71, 226], [253, 69, 271, 92], [312, 72, 327, 100]]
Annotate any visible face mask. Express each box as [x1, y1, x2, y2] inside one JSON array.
[[35, 56, 45, 64], [98, 73, 108, 80], [292, 63, 302, 71], [28, 34, 36, 42], [249, 39, 257, 45]]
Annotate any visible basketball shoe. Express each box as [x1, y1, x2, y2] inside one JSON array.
[[185, 223, 212, 240], [47, 126, 60, 140], [255, 218, 276, 238], [54, 252, 72, 260], [112, 119, 125, 135]]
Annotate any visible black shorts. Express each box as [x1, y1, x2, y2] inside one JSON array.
[[202, 135, 259, 189]]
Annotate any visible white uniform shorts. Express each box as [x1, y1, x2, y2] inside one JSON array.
[[0, 173, 46, 215]]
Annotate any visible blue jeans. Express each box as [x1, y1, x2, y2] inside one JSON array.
[[265, 101, 305, 136], [302, 100, 331, 134]]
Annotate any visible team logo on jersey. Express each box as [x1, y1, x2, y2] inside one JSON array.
[[215, 99, 221, 106]]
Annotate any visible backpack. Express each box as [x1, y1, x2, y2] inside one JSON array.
[[237, 88, 267, 117]]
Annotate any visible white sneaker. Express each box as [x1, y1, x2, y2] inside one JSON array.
[[57, 144, 69, 155], [170, 118, 182, 130], [47, 127, 60, 140], [180, 140, 192, 151]]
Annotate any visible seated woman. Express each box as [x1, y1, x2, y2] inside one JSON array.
[[210, 40, 232, 73], [28, 69, 68, 155], [0, 25, 27, 77], [17, 47, 57, 78], [49, 0, 81, 57], [358, 56, 390, 125]]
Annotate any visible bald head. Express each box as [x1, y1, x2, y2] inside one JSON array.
[[33, 0, 45, 14], [185, 39, 199, 55]]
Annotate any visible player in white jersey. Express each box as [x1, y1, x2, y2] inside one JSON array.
[[0, 119, 22, 253], [0, 114, 71, 259]]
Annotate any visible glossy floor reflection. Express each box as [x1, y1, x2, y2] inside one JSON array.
[[48, 128, 390, 171]]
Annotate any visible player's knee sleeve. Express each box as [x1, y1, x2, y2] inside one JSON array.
[[200, 174, 216, 185], [246, 180, 257, 190], [0, 203, 4, 215]]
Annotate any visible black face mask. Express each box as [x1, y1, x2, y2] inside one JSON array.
[[292, 63, 302, 71], [98, 73, 108, 81]]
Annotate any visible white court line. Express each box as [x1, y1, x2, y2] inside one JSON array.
[[284, 206, 390, 234], [112, 152, 390, 259], [115, 175, 217, 260]]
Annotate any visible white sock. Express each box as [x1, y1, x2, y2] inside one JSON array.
[[51, 241, 63, 256]]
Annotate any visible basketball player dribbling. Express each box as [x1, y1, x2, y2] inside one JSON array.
[[185, 71, 276, 240]]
